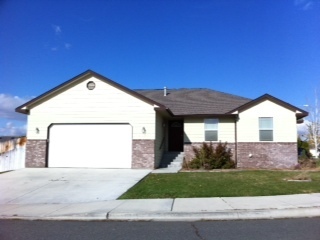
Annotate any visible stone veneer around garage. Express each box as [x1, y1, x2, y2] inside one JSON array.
[[184, 142, 298, 169], [131, 139, 155, 169], [25, 139, 156, 169], [25, 140, 47, 167]]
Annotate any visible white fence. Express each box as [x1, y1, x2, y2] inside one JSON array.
[[0, 137, 26, 172]]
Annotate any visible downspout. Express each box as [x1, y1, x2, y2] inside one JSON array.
[[234, 116, 238, 166]]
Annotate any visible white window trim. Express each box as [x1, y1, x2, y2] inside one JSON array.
[[259, 117, 273, 141], [204, 119, 219, 141]]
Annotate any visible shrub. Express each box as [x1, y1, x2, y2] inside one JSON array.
[[192, 142, 214, 170], [212, 142, 234, 169], [298, 158, 317, 168], [188, 142, 235, 169], [297, 138, 317, 169], [188, 158, 201, 169], [298, 137, 312, 159]]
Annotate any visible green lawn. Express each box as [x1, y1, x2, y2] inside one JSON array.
[[119, 170, 320, 199]]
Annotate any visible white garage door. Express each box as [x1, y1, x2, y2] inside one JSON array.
[[48, 124, 132, 168]]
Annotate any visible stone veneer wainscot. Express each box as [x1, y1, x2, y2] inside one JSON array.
[[237, 142, 298, 169], [184, 142, 297, 169], [25, 140, 47, 167], [132, 140, 155, 169]]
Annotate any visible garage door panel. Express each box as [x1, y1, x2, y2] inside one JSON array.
[[48, 124, 132, 168]]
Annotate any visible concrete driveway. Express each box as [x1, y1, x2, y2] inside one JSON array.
[[0, 168, 151, 204]]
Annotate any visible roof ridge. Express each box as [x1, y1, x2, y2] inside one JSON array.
[[134, 88, 209, 91], [135, 88, 251, 100]]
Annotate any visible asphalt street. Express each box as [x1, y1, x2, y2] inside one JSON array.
[[1, 218, 320, 240]]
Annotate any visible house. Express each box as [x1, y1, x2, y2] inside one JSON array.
[[16, 70, 308, 169]]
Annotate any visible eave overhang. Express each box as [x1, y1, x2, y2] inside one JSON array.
[[227, 93, 308, 120], [172, 113, 238, 118], [15, 70, 167, 114]]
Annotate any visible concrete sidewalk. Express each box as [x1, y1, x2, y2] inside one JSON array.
[[1, 193, 320, 221]]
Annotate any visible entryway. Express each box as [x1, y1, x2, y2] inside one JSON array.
[[168, 120, 184, 152]]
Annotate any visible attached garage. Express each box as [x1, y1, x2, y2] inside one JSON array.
[[15, 70, 164, 169], [48, 124, 132, 168]]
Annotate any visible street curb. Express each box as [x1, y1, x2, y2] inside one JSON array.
[[106, 207, 320, 221], [0, 215, 107, 221], [1, 207, 320, 221]]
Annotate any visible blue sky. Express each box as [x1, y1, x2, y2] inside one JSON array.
[[1, 0, 319, 136]]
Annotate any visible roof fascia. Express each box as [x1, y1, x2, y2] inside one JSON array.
[[15, 70, 167, 114], [174, 113, 238, 118], [227, 94, 308, 119], [16, 70, 96, 114]]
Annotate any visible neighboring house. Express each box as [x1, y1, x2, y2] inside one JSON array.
[[16, 70, 308, 169]]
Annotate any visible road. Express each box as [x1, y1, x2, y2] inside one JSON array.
[[1, 218, 320, 240]]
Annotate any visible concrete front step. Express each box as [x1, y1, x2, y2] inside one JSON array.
[[160, 152, 184, 169], [168, 162, 182, 168]]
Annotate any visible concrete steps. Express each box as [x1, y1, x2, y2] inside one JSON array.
[[159, 152, 184, 169]]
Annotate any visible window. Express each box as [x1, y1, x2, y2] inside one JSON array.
[[204, 119, 218, 141], [259, 117, 273, 141]]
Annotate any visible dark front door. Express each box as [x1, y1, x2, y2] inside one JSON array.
[[168, 120, 184, 152]]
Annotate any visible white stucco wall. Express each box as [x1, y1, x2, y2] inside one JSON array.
[[26, 76, 156, 140], [237, 100, 297, 142], [184, 117, 235, 143]]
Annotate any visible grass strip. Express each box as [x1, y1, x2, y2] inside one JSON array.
[[119, 170, 320, 199]]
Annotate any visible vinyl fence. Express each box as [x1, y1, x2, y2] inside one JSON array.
[[0, 137, 26, 172]]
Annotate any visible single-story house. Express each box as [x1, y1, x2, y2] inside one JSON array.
[[16, 70, 308, 169]]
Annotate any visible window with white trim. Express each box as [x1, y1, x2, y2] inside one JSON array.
[[259, 117, 273, 141], [204, 119, 218, 141]]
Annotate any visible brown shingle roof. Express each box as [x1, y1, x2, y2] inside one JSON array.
[[135, 88, 251, 116], [16, 70, 306, 118]]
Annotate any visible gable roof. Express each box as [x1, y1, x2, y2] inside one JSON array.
[[16, 70, 308, 119], [15, 70, 167, 114], [227, 94, 308, 119], [135, 89, 251, 116]]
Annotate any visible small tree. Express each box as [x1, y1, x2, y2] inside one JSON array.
[[306, 90, 320, 157]]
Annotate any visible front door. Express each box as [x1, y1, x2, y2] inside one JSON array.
[[168, 120, 184, 152]]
